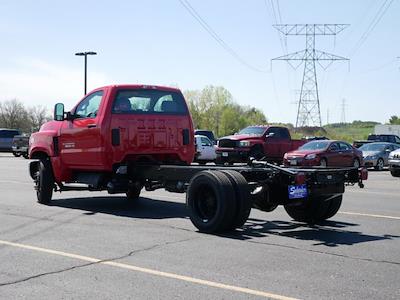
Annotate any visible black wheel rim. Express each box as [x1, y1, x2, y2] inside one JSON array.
[[194, 185, 217, 222]]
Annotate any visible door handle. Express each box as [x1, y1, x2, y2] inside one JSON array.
[[87, 124, 97, 128]]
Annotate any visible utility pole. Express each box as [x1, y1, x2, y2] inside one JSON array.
[[272, 24, 349, 128]]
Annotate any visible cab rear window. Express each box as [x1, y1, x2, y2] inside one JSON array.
[[112, 89, 188, 115]]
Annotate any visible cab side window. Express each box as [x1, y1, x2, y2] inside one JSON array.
[[200, 137, 212, 146], [75, 91, 104, 118], [266, 127, 280, 138]]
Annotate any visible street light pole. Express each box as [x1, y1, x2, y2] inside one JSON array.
[[75, 51, 97, 95]]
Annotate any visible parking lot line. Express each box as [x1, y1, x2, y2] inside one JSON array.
[[0, 239, 300, 300], [346, 189, 398, 197], [339, 211, 400, 220]]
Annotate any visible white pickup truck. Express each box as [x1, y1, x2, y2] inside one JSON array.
[[194, 135, 217, 165]]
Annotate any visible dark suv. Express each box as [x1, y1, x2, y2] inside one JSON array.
[[0, 129, 21, 152]]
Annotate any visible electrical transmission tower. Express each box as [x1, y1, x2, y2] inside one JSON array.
[[272, 24, 349, 128]]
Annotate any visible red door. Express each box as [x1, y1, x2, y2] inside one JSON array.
[[325, 142, 341, 166], [59, 91, 105, 169]]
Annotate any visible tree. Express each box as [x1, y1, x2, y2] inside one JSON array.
[[184, 85, 268, 137], [27, 105, 51, 132], [0, 99, 29, 131], [0, 99, 51, 133], [389, 116, 400, 125]]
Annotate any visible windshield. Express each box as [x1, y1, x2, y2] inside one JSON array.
[[237, 127, 266, 135], [359, 143, 386, 151], [298, 140, 331, 151]]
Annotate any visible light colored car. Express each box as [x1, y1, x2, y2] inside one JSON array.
[[388, 148, 400, 177], [359, 142, 400, 171], [194, 135, 217, 165]]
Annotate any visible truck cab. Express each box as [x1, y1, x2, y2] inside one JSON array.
[[216, 126, 305, 164], [29, 84, 195, 195]]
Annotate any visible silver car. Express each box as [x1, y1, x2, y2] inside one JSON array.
[[388, 148, 400, 177], [359, 142, 400, 171]]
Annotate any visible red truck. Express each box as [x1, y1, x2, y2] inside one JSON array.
[[29, 84, 367, 234], [216, 125, 306, 164]]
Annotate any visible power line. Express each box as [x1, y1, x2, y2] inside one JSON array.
[[349, 0, 394, 57], [178, 0, 268, 73]]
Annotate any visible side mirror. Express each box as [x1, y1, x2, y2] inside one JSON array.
[[54, 103, 65, 121]]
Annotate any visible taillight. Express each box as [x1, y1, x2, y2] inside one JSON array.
[[295, 172, 306, 185], [360, 168, 368, 180]]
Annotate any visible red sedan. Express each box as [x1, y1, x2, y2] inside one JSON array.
[[283, 140, 363, 167]]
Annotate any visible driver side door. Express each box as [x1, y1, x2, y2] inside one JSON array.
[[59, 91, 105, 169]]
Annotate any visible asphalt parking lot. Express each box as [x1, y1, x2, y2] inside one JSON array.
[[0, 153, 399, 300]]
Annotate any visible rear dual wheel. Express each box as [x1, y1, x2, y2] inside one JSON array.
[[284, 194, 343, 223], [186, 170, 251, 233]]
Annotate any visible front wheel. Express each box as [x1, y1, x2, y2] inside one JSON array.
[[126, 184, 143, 202], [320, 158, 327, 167], [353, 159, 360, 168], [35, 159, 54, 204], [13, 152, 21, 157], [249, 145, 264, 160], [374, 158, 384, 171]]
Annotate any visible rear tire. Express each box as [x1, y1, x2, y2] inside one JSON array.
[[252, 186, 278, 212], [390, 170, 400, 177], [322, 195, 343, 220], [35, 159, 54, 204], [374, 158, 384, 171], [23, 153, 29, 159], [13, 152, 21, 157], [284, 195, 332, 223], [186, 171, 237, 233], [220, 170, 252, 229]]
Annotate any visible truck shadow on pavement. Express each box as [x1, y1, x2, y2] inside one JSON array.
[[220, 218, 399, 247], [49, 196, 189, 220], [49, 196, 398, 247]]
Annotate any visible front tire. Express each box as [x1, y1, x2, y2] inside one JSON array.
[[353, 158, 360, 168], [35, 159, 54, 204], [320, 158, 327, 167], [374, 158, 384, 171], [126, 184, 143, 202], [13, 152, 21, 157], [249, 145, 264, 160]]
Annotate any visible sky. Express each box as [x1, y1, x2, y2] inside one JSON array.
[[0, 0, 398, 125]]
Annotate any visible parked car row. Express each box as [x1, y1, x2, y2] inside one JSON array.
[[193, 126, 400, 177]]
